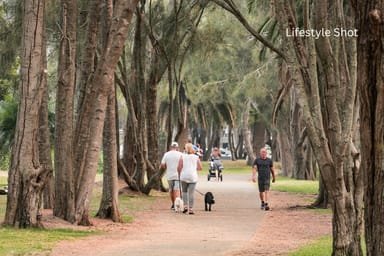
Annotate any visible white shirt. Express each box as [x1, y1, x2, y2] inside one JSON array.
[[161, 150, 182, 180], [180, 153, 199, 183]]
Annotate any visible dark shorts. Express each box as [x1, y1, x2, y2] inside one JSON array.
[[258, 180, 270, 192]]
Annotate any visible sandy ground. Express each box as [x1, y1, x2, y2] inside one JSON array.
[[43, 173, 331, 256]]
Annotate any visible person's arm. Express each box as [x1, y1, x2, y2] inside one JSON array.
[[177, 156, 183, 175], [252, 164, 258, 183], [271, 166, 276, 183], [197, 158, 202, 171], [160, 154, 166, 170]]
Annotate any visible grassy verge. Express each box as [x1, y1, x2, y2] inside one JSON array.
[[272, 176, 319, 195], [288, 236, 332, 256], [0, 228, 99, 255], [288, 236, 366, 256], [0, 172, 165, 255], [275, 179, 334, 256]]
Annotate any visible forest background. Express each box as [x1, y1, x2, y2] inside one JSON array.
[[0, 1, 383, 256]]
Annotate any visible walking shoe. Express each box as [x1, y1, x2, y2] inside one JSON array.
[[170, 204, 175, 210], [261, 201, 265, 210], [265, 203, 270, 211]]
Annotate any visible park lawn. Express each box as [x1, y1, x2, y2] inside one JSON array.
[[288, 236, 366, 256], [272, 176, 319, 195], [0, 228, 98, 255], [288, 236, 333, 256], [0, 172, 163, 255]]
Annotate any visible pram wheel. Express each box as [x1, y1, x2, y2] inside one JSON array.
[[208, 166, 223, 182]]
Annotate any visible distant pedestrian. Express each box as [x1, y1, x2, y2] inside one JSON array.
[[210, 147, 223, 181], [178, 143, 202, 214], [252, 148, 275, 210], [161, 142, 183, 210]]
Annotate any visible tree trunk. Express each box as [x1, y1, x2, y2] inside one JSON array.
[[251, 121, 265, 156], [96, 0, 121, 222], [53, 0, 77, 222], [312, 175, 329, 208], [39, 28, 54, 209], [146, 48, 168, 191], [353, 1, 384, 255], [242, 100, 255, 165], [4, 0, 48, 228], [73, 0, 139, 225], [228, 126, 237, 161], [274, 1, 364, 254], [291, 98, 306, 180], [275, 105, 294, 177], [97, 83, 122, 222]]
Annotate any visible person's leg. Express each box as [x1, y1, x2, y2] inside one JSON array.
[[258, 180, 265, 209], [188, 183, 197, 213], [265, 190, 270, 203], [264, 182, 271, 210], [173, 180, 181, 198], [168, 180, 175, 209], [181, 181, 188, 208]]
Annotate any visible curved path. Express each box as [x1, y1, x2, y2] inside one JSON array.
[[51, 173, 264, 256]]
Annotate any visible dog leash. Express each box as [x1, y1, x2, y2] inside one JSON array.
[[195, 189, 204, 196]]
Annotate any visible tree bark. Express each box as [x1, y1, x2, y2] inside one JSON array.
[[39, 27, 54, 209], [73, 0, 139, 225], [274, 1, 363, 254], [352, 1, 384, 255], [97, 82, 122, 222], [53, 0, 77, 222], [242, 100, 255, 165], [4, 0, 48, 228]]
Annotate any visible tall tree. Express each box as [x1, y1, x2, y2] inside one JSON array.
[[39, 28, 54, 209], [352, 1, 384, 255], [274, 0, 363, 254], [72, 0, 139, 225], [4, 0, 50, 227], [53, 0, 77, 222], [95, 0, 121, 223], [97, 81, 121, 222]]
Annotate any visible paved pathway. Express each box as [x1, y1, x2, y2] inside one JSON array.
[[51, 173, 264, 256]]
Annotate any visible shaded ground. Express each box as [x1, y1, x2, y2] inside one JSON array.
[[43, 173, 331, 256]]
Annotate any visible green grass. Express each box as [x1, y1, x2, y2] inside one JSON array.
[[0, 171, 164, 255], [272, 176, 319, 195], [288, 236, 332, 256], [0, 227, 99, 255], [200, 159, 251, 174], [288, 236, 367, 256]]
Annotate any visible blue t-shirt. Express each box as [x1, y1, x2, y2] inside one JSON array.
[[253, 157, 273, 181]]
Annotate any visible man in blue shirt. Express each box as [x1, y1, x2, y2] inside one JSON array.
[[252, 148, 276, 210]]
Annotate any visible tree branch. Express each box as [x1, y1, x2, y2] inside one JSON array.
[[210, 0, 287, 60]]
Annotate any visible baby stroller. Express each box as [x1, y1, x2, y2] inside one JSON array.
[[207, 157, 223, 181]]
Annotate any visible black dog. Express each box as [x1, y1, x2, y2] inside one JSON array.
[[204, 192, 215, 211]]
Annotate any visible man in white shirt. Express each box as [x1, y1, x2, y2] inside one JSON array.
[[161, 142, 182, 210]]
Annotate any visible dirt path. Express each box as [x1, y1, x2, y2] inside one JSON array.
[[48, 174, 332, 256]]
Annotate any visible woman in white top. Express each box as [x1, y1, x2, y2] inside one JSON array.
[[177, 143, 202, 214]]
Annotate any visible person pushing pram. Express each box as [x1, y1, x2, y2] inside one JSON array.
[[209, 147, 224, 181]]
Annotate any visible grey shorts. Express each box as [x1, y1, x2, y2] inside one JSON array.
[[258, 180, 270, 192], [167, 180, 180, 191]]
